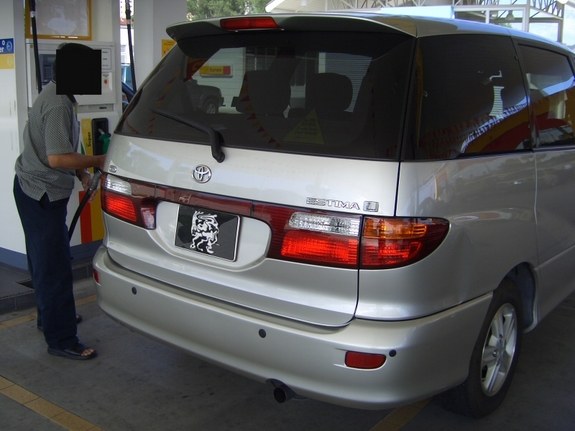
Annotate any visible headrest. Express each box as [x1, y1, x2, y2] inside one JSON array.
[[236, 70, 290, 116], [306, 73, 352, 115]]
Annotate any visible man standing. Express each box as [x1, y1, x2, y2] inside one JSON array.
[[13, 43, 105, 360]]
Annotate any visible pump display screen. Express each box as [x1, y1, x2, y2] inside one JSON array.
[[56, 48, 101, 95]]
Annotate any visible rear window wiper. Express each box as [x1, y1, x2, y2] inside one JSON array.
[[151, 108, 225, 163]]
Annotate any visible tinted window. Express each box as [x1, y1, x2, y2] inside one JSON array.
[[519, 45, 575, 148], [117, 32, 413, 160], [410, 35, 530, 160]]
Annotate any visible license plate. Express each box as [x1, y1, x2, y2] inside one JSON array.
[[175, 206, 240, 261]]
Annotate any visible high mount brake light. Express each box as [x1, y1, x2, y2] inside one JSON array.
[[220, 17, 280, 31]]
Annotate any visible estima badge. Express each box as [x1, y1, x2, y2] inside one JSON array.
[[193, 165, 212, 183]]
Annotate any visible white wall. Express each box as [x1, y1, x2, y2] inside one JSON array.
[[0, 0, 186, 269], [133, 0, 188, 88], [0, 0, 121, 268], [0, 1, 30, 263]]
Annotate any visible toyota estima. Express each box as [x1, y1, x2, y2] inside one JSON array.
[[93, 13, 575, 417]]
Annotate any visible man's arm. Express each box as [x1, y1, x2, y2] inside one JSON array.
[[47, 152, 105, 170]]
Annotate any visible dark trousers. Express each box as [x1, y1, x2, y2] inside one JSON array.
[[13, 176, 78, 350]]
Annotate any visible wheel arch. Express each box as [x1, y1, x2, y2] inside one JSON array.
[[442, 267, 529, 417], [504, 262, 536, 330]]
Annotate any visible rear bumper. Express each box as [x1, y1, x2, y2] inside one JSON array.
[[94, 246, 491, 409]]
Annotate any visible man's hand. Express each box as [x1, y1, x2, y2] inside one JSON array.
[[78, 170, 91, 191]]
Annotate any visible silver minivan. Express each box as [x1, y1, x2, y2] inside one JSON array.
[[93, 13, 575, 417]]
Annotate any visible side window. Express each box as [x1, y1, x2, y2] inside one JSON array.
[[414, 35, 530, 160], [519, 45, 575, 148]]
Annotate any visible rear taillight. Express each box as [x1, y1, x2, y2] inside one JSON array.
[[282, 231, 360, 267], [280, 211, 361, 268], [361, 217, 449, 269], [101, 175, 157, 229], [254, 205, 361, 268], [92, 268, 100, 284], [256, 204, 448, 269], [101, 175, 448, 269]]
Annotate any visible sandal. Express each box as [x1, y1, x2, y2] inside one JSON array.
[[48, 343, 97, 361]]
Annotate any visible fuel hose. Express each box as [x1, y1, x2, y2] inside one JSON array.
[[68, 169, 102, 239]]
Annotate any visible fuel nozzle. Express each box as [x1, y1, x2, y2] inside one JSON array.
[[87, 169, 102, 194], [97, 128, 111, 154]]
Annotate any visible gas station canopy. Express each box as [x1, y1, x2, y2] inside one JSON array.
[[265, 0, 575, 45]]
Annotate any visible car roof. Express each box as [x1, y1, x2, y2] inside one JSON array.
[[166, 12, 568, 52]]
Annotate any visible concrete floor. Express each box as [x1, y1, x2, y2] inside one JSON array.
[[1, 265, 575, 430]]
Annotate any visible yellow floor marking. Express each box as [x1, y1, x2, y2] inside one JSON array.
[[0, 295, 96, 331], [369, 399, 430, 431], [0, 375, 102, 430], [1, 296, 101, 429], [76, 294, 97, 306], [2, 294, 426, 430], [0, 314, 36, 329]]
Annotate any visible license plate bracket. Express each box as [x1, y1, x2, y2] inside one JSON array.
[[175, 205, 240, 261]]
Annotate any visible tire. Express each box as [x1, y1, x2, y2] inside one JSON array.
[[442, 279, 523, 417]]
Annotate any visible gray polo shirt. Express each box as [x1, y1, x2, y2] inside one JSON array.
[[15, 81, 80, 202]]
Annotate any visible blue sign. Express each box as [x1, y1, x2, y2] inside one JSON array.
[[0, 39, 14, 55]]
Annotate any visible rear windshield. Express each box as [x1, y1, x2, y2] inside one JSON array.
[[117, 31, 413, 160]]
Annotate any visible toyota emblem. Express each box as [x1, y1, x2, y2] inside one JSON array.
[[193, 165, 212, 183]]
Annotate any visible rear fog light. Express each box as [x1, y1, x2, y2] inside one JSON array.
[[345, 351, 386, 369]]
